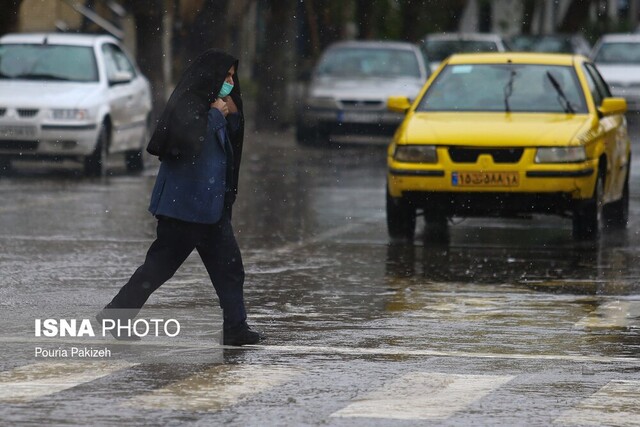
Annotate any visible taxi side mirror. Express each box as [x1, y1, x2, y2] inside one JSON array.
[[387, 96, 411, 113], [598, 97, 627, 116]]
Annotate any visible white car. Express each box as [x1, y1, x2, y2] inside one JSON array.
[[591, 33, 640, 111], [422, 33, 510, 73], [0, 33, 152, 175], [296, 41, 429, 145]]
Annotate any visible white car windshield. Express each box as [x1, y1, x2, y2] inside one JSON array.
[[594, 42, 640, 64], [315, 47, 421, 78], [417, 63, 587, 114], [424, 40, 499, 62], [0, 44, 99, 82]]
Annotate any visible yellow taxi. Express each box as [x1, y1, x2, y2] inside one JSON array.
[[386, 53, 631, 240]]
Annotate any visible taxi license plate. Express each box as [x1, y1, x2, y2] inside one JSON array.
[[0, 125, 37, 138], [452, 171, 519, 187]]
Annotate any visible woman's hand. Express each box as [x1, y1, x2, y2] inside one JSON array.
[[223, 96, 238, 113], [211, 98, 228, 117]]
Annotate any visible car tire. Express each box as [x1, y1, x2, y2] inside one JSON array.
[[572, 171, 604, 240], [386, 188, 416, 241], [603, 169, 629, 229], [84, 123, 108, 177]]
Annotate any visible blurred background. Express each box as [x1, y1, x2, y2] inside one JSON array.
[[1, 0, 639, 130]]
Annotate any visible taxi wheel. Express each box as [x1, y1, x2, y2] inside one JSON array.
[[603, 171, 629, 228], [386, 189, 416, 240], [84, 124, 108, 177], [572, 172, 604, 240]]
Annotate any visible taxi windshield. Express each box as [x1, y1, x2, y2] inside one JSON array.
[[417, 63, 587, 113], [0, 44, 99, 82]]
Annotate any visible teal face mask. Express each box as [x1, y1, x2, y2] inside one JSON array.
[[217, 81, 234, 98]]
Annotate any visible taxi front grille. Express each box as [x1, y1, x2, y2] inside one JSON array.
[[448, 147, 524, 163]]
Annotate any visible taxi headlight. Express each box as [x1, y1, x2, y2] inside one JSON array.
[[394, 145, 438, 163], [52, 109, 89, 120], [535, 146, 586, 163], [306, 96, 337, 109]]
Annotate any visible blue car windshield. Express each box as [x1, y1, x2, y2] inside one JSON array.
[[417, 63, 587, 114], [315, 47, 422, 78], [0, 44, 99, 82]]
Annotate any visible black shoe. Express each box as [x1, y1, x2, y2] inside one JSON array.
[[95, 309, 141, 341], [223, 323, 264, 346]]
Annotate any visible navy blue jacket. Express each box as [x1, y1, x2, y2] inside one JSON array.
[[148, 109, 239, 224]]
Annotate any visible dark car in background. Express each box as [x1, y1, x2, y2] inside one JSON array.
[[296, 41, 429, 145], [509, 33, 591, 56], [422, 33, 510, 73]]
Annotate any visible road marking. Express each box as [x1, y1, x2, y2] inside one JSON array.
[[575, 300, 640, 330], [126, 365, 299, 412], [1, 338, 639, 364], [0, 361, 135, 402], [331, 372, 514, 420], [247, 344, 640, 364], [554, 380, 640, 426]]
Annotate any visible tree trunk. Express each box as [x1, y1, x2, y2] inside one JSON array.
[[0, 0, 23, 36], [400, 0, 427, 43], [356, 0, 377, 39], [254, 0, 296, 130], [126, 1, 166, 119], [558, 0, 594, 32], [521, 0, 537, 34], [184, 0, 230, 64]]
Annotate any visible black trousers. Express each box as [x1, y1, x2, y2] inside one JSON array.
[[107, 214, 247, 330]]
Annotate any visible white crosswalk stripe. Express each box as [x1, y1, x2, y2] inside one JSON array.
[[574, 300, 640, 330], [125, 364, 300, 412], [330, 372, 514, 421], [0, 361, 135, 402], [554, 380, 640, 426]]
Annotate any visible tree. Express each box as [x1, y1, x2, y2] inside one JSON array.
[[123, 0, 166, 118], [557, 0, 595, 33], [0, 0, 23, 36], [254, 0, 297, 129]]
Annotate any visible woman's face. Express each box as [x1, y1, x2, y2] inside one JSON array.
[[225, 66, 235, 85]]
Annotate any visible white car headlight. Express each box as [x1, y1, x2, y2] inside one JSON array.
[[51, 109, 89, 120], [306, 96, 337, 109], [394, 145, 438, 163], [535, 146, 586, 163]]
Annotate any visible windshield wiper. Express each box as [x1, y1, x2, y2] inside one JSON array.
[[546, 71, 575, 114], [13, 73, 71, 81], [503, 69, 517, 113]]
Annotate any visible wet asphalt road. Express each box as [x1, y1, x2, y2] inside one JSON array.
[[1, 115, 640, 426]]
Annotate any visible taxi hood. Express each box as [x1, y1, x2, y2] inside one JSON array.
[[403, 113, 591, 147]]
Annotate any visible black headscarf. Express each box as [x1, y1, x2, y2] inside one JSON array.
[[147, 49, 245, 193]]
